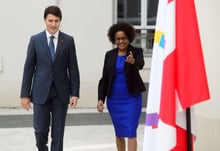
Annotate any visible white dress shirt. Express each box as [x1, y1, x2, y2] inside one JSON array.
[[46, 30, 59, 52]]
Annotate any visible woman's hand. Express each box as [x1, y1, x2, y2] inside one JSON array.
[[97, 100, 104, 112], [125, 51, 135, 64]]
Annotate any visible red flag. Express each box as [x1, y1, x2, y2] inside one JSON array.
[[142, 0, 210, 150], [176, 0, 210, 108]]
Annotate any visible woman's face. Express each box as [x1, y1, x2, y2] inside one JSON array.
[[114, 31, 129, 51]]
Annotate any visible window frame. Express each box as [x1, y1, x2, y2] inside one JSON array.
[[113, 0, 158, 57]]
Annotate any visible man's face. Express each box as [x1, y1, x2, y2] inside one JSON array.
[[44, 14, 61, 35]]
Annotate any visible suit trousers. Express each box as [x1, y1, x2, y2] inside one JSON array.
[[33, 84, 68, 151]]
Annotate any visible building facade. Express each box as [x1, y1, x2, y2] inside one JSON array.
[[0, 1, 220, 149]]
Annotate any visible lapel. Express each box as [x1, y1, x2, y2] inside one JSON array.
[[124, 45, 133, 73], [54, 32, 64, 61], [112, 48, 118, 63], [110, 49, 118, 73], [42, 31, 65, 63], [41, 31, 53, 63]]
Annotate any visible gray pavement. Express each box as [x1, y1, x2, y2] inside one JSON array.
[[0, 108, 145, 151]]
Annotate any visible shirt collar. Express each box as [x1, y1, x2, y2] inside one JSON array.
[[45, 30, 59, 39]]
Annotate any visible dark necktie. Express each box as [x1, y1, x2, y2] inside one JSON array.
[[49, 36, 55, 62]]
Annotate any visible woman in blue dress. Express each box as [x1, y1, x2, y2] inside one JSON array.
[[97, 22, 146, 151]]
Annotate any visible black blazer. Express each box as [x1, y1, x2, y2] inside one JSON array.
[[98, 45, 146, 103]]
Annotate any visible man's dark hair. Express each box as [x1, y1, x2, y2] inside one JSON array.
[[44, 6, 62, 20]]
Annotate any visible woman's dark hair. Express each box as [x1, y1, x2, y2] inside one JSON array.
[[44, 6, 62, 20], [107, 22, 136, 44]]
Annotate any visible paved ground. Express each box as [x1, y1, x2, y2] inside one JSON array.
[[0, 108, 145, 151]]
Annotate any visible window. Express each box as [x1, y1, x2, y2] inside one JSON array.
[[117, 0, 141, 25], [116, 0, 159, 56]]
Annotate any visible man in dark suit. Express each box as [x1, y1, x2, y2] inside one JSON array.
[[20, 6, 80, 151]]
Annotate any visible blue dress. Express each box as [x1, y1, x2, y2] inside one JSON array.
[[107, 55, 142, 138]]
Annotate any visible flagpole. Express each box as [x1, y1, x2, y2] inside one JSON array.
[[186, 108, 192, 151]]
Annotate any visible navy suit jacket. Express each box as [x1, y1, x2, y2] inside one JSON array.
[[21, 31, 80, 105], [98, 45, 146, 103]]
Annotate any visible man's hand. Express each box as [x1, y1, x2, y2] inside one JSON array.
[[21, 97, 31, 111], [69, 96, 78, 108], [97, 100, 104, 112]]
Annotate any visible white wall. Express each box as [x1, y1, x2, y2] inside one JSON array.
[[0, 0, 54, 106], [0, 0, 220, 150], [0, 0, 219, 113], [0, 0, 112, 107], [194, 0, 220, 150], [58, 0, 113, 107], [194, 0, 220, 117]]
